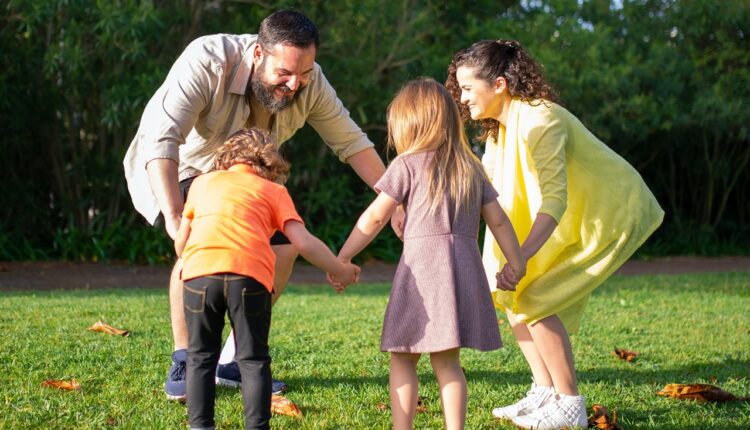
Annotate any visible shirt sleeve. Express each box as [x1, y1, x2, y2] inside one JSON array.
[[305, 65, 374, 162], [374, 156, 410, 204], [137, 37, 220, 165], [521, 104, 568, 223], [481, 134, 499, 178], [274, 187, 304, 233]]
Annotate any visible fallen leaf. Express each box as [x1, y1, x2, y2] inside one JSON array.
[[656, 383, 749, 402], [612, 348, 638, 362], [497, 318, 505, 325], [587, 404, 623, 430], [88, 320, 129, 337], [271, 394, 302, 417], [376, 402, 388, 411], [416, 396, 427, 413], [41, 379, 81, 391]]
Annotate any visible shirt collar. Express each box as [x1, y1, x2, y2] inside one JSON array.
[[227, 163, 258, 175], [229, 43, 255, 95]]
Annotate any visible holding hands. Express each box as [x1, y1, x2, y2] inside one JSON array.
[[496, 263, 524, 291], [327, 258, 360, 293]]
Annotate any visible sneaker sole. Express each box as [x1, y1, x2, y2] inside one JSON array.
[[166, 393, 187, 402], [215, 376, 241, 388]]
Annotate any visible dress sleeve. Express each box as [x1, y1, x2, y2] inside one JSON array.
[[521, 105, 568, 223], [480, 173, 499, 205], [374, 156, 410, 204], [274, 187, 304, 232]]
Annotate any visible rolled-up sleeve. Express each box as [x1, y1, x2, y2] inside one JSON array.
[[523, 107, 568, 223], [138, 40, 217, 165], [305, 66, 373, 162]]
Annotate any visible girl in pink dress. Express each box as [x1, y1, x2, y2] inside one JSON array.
[[336, 78, 526, 430]]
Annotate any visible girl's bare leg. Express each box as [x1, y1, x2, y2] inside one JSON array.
[[390, 352, 421, 430], [430, 348, 467, 430]]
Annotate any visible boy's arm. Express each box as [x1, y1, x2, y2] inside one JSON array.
[[481, 200, 526, 287], [338, 192, 399, 261], [283, 220, 360, 286], [173, 216, 192, 258]]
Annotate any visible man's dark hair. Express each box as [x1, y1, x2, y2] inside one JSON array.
[[258, 10, 320, 50]]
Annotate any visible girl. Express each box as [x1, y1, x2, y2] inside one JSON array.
[[174, 128, 359, 430], [336, 78, 526, 430], [446, 40, 664, 430]]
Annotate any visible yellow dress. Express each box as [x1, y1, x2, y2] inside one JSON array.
[[482, 98, 664, 333]]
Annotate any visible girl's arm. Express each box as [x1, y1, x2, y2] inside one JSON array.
[[481, 200, 526, 286], [339, 192, 399, 261], [283, 220, 360, 287], [173, 216, 192, 258]]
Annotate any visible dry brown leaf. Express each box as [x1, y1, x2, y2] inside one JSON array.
[[87, 320, 129, 337], [376, 402, 388, 411], [416, 396, 427, 413], [587, 404, 623, 430], [656, 383, 749, 402], [271, 394, 302, 417], [612, 348, 638, 362], [41, 379, 81, 391]]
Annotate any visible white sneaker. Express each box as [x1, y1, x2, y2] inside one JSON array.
[[492, 382, 555, 420], [511, 393, 587, 430]]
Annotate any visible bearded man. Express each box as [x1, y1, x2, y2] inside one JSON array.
[[124, 10, 403, 401]]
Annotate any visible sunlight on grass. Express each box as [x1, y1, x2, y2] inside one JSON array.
[[1, 273, 749, 429]]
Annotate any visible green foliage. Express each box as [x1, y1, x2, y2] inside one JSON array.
[[1, 273, 749, 428], [1, 0, 748, 262]]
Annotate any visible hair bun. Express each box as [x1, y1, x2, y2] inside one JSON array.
[[496, 39, 520, 52]]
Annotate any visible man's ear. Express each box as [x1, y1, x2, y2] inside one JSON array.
[[252, 43, 264, 66], [495, 76, 507, 95]]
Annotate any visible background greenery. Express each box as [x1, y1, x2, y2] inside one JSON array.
[[1, 0, 748, 263], [1, 273, 749, 428]]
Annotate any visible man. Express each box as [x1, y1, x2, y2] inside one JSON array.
[[124, 10, 402, 401]]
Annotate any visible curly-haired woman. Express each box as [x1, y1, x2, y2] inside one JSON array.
[[446, 40, 663, 430]]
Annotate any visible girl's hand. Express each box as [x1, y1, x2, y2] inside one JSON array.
[[496, 264, 518, 291]]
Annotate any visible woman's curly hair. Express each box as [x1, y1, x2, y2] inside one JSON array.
[[445, 39, 558, 141], [213, 128, 290, 183]]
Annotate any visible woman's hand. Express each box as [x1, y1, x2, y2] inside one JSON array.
[[496, 264, 519, 291]]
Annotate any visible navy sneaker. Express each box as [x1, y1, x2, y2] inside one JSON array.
[[165, 349, 187, 401], [215, 361, 288, 394]]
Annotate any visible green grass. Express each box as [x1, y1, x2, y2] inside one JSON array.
[[1, 273, 749, 429]]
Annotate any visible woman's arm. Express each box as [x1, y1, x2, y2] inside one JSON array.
[[338, 192, 399, 261], [482, 200, 526, 283], [520, 213, 558, 261]]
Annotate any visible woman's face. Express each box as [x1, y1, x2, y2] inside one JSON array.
[[456, 66, 504, 121]]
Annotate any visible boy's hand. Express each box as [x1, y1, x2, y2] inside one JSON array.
[[327, 261, 360, 292], [496, 264, 519, 291]]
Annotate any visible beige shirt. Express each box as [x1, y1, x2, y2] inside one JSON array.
[[123, 34, 373, 224]]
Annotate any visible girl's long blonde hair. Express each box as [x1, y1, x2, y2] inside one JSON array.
[[387, 78, 486, 214]]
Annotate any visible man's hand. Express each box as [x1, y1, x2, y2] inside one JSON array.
[[164, 212, 182, 240], [390, 205, 406, 240]]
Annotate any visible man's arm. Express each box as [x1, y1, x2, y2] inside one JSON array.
[[346, 148, 385, 189], [146, 159, 183, 239]]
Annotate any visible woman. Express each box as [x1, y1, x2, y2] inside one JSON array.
[[446, 40, 663, 430]]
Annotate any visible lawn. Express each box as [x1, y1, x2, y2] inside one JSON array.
[[1, 272, 749, 429]]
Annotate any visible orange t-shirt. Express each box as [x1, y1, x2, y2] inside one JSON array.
[[180, 164, 303, 292]]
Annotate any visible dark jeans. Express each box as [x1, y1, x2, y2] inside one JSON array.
[[184, 274, 272, 430]]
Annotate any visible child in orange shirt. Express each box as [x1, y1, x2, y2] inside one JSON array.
[[174, 128, 359, 430]]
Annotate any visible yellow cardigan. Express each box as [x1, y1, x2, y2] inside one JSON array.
[[482, 98, 664, 333]]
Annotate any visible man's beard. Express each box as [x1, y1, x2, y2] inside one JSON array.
[[250, 62, 297, 114]]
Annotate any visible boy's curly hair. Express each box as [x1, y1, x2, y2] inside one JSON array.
[[213, 128, 290, 183]]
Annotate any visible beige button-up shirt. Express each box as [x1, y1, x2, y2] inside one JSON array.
[[123, 34, 373, 224]]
